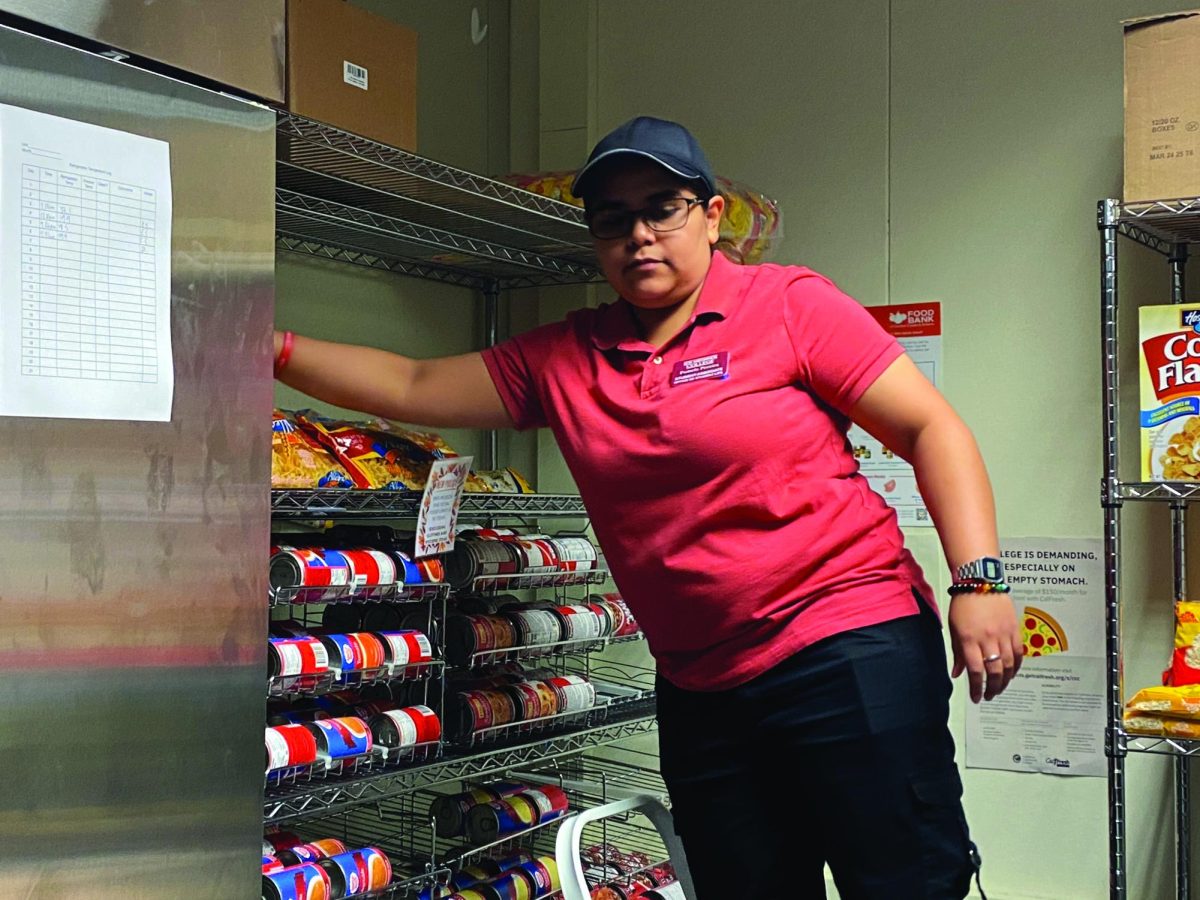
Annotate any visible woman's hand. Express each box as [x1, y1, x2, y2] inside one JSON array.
[[948, 593, 1024, 703]]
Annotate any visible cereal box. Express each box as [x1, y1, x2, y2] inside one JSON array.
[[1139, 304, 1200, 480]]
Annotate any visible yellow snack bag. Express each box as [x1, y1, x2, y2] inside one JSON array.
[[1124, 709, 1200, 739], [1126, 683, 1200, 717]]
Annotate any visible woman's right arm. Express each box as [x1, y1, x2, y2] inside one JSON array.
[[274, 331, 514, 430]]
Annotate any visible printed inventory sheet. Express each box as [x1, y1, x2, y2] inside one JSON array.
[[0, 104, 172, 421]]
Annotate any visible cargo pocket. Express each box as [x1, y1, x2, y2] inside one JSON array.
[[910, 771, 975, 900]]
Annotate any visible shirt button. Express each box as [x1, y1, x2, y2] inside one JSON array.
[[652, 356, 663, 365]]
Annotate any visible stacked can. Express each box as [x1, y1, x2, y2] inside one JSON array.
[[446, 614, 521, 666], [588, 594, 641, 638], [270, 546, 350, 602], [265, 724, 319, 774], [317, 846, 392, 897], [430, 781, 529, 837], [505, 608, 563, 656], [464, 784, 570, 844], [303, 716, 372, 765], [368, 704, 442, 757], [552, 605, 609, 642], [262, 862, 331, 900], [276, 838, 347, 866], [548, 536, 599, 574], [269, 636, 330, 682], [446, 538, 521, 591], [316, 633, 388, 676]]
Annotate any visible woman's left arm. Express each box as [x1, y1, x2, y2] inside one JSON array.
[[848, 353, 1023, 703]]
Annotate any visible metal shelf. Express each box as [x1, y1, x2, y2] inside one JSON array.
[[461, 568, 608, 594], [271, 490, 591, 520], [1117, 198, 1200, 253], [263, 712, 658, 826], [1110, 482, 1200, 502], [275, 111, 602, 290], [270, 580, 450, 608], [268, 660, 440, 701], [1125, 732, 1200, 758], [462, 632, 644, 669]]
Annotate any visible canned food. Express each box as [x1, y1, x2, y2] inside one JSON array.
[[391, 550, 423, 585], [305, 716, 372, 761], [452, 688, 518, 739], [277, 839, 347, 866], [323, 548, 398, 594], [318, 846, 392, 897], [263, 856, 285, 875], [370, 705, 442, 750], [464, 794, 542, 844], [584, 866, 623, 888], [430, 782, 527, 838], [450, 858, 503, 889], [552, 605, 603, 642], [504, 681, 543, 721], [266, 724, 319, 771], [262, 862, 332, 900], [377, 630, 434, 670], [585, 602, 615, 638], [317, 634, 364, 673], [549, 537, 598, 572], [528, 681, 560, 719], [270, 547, 350, 601], [446, 540, 521, 590], [517, 785, 569, 824], [265, 831, 304, 853], [492, 850, 535, 869], [348, 632, 387, 671], [506, 609, 563, 653], [487, 869, 536, 900], [417, 556, 445, 583], [447, 889, 491, 900], [546, 675, 596, 713], [514, 537, 558, 575], [511, 856, 557, 897]]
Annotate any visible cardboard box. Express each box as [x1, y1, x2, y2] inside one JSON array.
[[1124, 10, 1200, 201], [287, 0, 417, 150]]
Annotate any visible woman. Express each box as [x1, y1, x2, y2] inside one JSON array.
[[275, 116, 1021, 899]]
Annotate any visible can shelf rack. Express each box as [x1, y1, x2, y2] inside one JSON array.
[[1099, 197, 1200, 900], [268, 116, 658, 899]]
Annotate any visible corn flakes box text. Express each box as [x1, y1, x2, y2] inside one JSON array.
[[1140, 304, 1200, 480]]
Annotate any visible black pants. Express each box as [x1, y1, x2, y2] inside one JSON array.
[[656, 601, 977, 899]]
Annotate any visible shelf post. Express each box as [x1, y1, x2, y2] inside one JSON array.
[[483, 279, 501, 471], [1100, 199, 1127, 900], [1169, 241, 1192, 900]]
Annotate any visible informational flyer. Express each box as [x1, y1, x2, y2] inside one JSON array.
[[846, 302, 942, 526], [964, 537, 1106, 777], [415, 456, 472, 558], [0, 104, 173, 421]]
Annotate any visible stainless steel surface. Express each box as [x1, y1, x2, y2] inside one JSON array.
[[0, 24, 275, 899], [0, 0, 285, 101], [1100, 198, 1127, 900], [276, 111, 602, 290]]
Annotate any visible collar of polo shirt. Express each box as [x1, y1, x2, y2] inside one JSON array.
[[590, 251, 749, 352]]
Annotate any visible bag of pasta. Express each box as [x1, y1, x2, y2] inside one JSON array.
[[366, 419, 495, 492], [296, 411, 428, 491], [271, 410, 355, 489], [502, 170, 784, 264]]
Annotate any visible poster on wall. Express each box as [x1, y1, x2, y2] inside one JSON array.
[[847, 302, 941, 527], [964, 536, 1105, 777]]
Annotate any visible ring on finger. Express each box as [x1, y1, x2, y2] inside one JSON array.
[[984, 653, 1002, 663]]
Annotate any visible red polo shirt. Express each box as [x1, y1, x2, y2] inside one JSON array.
[[482, 251, 933, 690]]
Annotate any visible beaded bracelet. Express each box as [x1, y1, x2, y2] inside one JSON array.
[[948, 581, 1012, 596], [274, 330, 295, 378]]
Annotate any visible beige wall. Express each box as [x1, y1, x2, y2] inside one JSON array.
[[535, 1, 1193, 897]]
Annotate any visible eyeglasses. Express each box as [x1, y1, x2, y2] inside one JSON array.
[[586, 196, 708, 240]]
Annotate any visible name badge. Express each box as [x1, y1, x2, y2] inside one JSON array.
[[670, 351, 730, 386]]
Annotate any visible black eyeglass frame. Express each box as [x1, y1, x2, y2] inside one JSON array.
[[584, 196, 710, 240]]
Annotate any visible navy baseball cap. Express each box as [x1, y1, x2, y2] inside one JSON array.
[[571, 116, 717, 203]]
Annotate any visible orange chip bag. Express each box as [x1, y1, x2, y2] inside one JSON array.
[[271, 410, 355, 489], [1165, 600, 1200, 686]]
